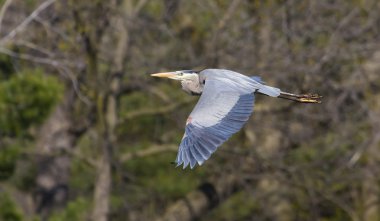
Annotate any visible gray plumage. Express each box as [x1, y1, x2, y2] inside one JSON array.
[[151, 68, 321, 169], [176, 69, 280, 169]]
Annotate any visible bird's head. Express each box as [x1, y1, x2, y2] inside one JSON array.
[[151, 70, 203, 95], [151, 70, 198, 81]]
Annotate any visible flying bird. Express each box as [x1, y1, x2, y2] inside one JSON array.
[[151, 69, 321, 169]]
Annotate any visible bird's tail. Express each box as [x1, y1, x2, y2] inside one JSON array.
[[250, 76, 280, 97], [258, 85, 281, 97]]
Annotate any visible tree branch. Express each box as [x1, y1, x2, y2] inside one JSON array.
[[0, 0, 57, 45], [120, 144, 178, 162], [0, 47, 74, 67], [0, 0, 13, 34], [119, 98, 195, 123]]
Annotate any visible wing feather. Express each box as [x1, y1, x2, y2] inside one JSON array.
[[175, 70, 257, 169], [182, 150, 190, 169]]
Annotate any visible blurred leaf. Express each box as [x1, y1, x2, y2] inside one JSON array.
[[0, 146, 19, 181], [0, 192, 23, 221], [0, 69, 63, 136], [49, 197, 90, 221]]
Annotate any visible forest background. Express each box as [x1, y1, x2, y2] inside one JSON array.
[[0, 0, 380, 221]]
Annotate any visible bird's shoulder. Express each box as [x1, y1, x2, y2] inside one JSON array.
[[200, 69, 254, 83], [199, 69, 261, 94], [200, 69, 241, 77]]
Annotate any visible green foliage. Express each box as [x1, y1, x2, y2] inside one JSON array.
[[117, 88, 193, 144], [69, 154, 96, 193], [203, 191, 259, 221], [124, 151, 206, 199], [143, 1, 164, 17], [0, 146, 19, 181], [0, 192, 23, 221], [119, 149, 208, 216], [49, 197, 90, 221], [25, 0, 38, 8], [0, 54, 13, 80], [0, 70, 63, 136], [10, 157, 37, 191]]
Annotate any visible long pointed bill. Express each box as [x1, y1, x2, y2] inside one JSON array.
[[151, 72, 177, 78]]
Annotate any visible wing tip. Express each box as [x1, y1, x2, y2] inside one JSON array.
[[174, 159, 204, 169]]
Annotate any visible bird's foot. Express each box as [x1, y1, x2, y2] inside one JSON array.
[[279, 92, 323, 103], [298, 94, 323, 103]]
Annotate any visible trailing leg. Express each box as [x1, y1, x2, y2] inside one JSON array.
[[278, 91, 322, 103]]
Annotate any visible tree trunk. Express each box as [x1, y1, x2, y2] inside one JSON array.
[[34, 88, 85, 219], [91, 15, 127, 221], [361, 50, 380, 221], [92, 137, 112, 221]]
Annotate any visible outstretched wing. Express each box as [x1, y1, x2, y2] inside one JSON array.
[[175, 71, 258, 169]]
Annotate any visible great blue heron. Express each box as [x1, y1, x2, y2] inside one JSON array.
[[151, 69, 322, 169]]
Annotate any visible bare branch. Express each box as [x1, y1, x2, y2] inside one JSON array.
[[56, 66, 92, 106], [0, 47, 92, 106], [34, 16, 72, 43], [217, 0, 242, 30], [147, 87, 172, 103], [13, 40, 55, 56], [0, 46, 72, 66], [0, 0, 56, 45], [0, 0, 13, 34], [61, 148, 97, 168], [119, 98, 195, 123], [120, 144, 178, 162], [134, 0, 149, 16]]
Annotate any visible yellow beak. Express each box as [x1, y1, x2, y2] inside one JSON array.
[[150, 72, 177, 78]]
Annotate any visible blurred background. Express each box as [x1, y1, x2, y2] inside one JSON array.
[[0, 0, 379, 220]]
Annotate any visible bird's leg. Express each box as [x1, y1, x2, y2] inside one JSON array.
[[278, 91, 322, 103]]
